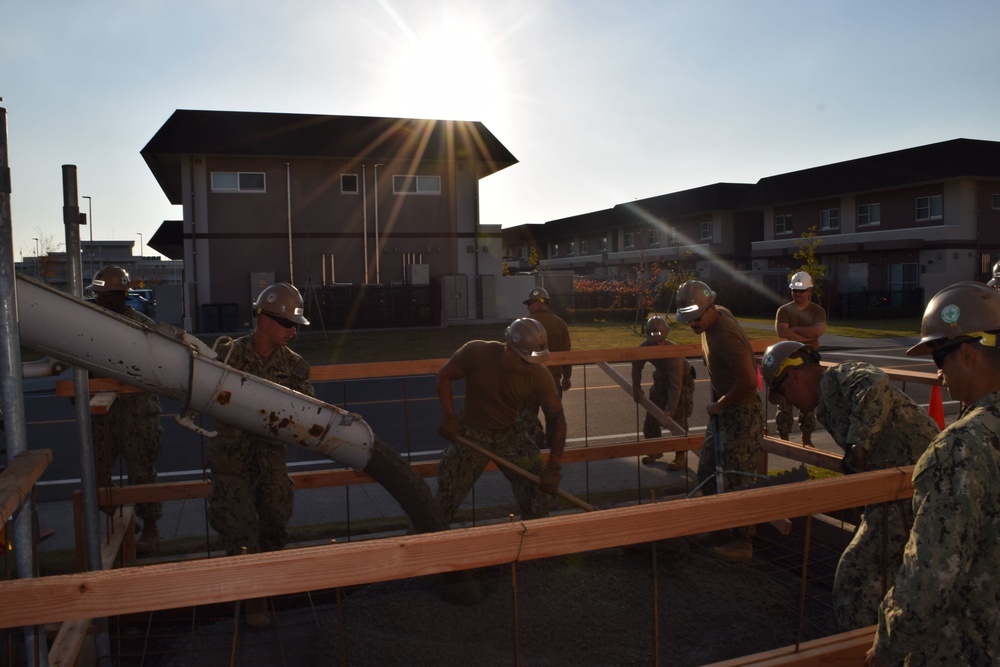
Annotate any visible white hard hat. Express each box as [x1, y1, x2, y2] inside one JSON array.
[[789, 271, 814, 290]]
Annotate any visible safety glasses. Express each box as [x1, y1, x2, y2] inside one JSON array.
[[264, 312, 298, 330]]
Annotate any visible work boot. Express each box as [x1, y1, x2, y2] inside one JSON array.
[[244, 597, 271, 629], [710, 538, 753, 563], [778, 431, 789, 441], [641, 453, 663, 465], [801, 432, 813, 447], [136, 521, 160, 556], [666, 452, 687, 471]]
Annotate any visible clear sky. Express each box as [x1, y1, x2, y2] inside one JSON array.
[[4, 0, 999, 265]]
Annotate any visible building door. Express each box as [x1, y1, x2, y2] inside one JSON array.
[[442, 274, 469, 320]]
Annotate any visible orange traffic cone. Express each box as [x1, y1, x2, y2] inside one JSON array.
[[928, 384, 945, 429]]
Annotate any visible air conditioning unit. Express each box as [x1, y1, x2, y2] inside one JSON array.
[[406, 264, 430, 285]]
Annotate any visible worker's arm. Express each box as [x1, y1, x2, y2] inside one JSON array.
[[436, 358, 466, 440], [707, 352, 758, 417]]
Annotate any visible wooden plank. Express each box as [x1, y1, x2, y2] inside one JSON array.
[[87, 436, 707, 506], [704, 625, 875, 666], [596, 361, 685, 436], [762, 436, 843, 471], [55, 378, 145, 397], [103, 506, 135, 568], [0, 449, 52, 524], [0, 468, 914, 628], [48, 619, 94, 667], [88, 391, 118, 415]]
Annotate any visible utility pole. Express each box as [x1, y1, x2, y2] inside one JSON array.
[[82, 195, 93, 279]]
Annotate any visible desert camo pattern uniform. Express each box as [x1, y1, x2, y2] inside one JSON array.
[[207, 336, 314, 555], [815, 361, 938, 630], [93, 306, 163, 528], [871, 392, 1000, 665]]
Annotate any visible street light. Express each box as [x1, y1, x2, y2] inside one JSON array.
[[136, 233, 143, 285], [82, 195, 93, 278], [31, 237, 39, 279], [136, 232, 143, 257]]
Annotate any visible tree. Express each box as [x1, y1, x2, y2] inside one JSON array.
[[791, 225, 827, 301], [528, 245, 540, 271]]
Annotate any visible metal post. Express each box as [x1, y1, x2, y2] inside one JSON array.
[[82, 195, 93, 279], [1, 105, 51, 665], [62, 164, 113, 664]]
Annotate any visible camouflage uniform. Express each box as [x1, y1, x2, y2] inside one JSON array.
[[696, 307, 764, 541], [631, 338, 694, 438], [207, 336, 314, 556], [92, 307, 163, 526], [815, 361, 938, 631], [871, 392, 1000, 666]]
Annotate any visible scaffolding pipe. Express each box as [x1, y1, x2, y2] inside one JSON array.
[[62, 164, 112, 665], [0, 103, 51, 667]]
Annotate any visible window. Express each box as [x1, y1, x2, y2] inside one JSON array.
[[820, 208, 840, 230], [699, 221, 713, 241], [551, 243, 559, 258], [341, 174, 359, 194], [567, 241, 575, 256], [624, 232, 636, 249], [393, 174, 441, 195], [858, 203, 880, 227], [580, 239, 588, 255], [211, 172, 266, 193], [992, 194, 1000, 210], [915, 195, 943, 221], [598, 237, 608, 252], [775, 214, 792, 235], [648, 229, 660, 246]]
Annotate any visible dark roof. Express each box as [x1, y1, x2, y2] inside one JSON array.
[[149, 220, 183, 260], [542, 208, 619, 237], [618, 183, 757, 220], [752, 138, 1000, 205], [141, 110, 518, 204]]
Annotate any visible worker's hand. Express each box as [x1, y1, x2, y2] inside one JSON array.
[[561, 377, 572, 392], [438, 413, 461, 441], [864, 648, 884, 667], [539, 464, 562, 495]]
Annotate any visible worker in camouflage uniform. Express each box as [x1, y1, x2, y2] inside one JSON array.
[[773, 271, 826, 445], [632, 316, 695, 470], [207, 282, 313, 629], [436, 317, 567, 522], [676, 280, 763, 563], [761, 340, 938, 631], [866, 282, 1000, 666], [86, 266, 163, 555]]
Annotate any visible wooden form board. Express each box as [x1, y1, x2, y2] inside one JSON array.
[[704, 625, 876, 666], [0, 467, 915, 628], [0, 449, 52, 524]]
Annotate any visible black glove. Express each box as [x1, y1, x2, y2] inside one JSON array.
[[539, 465, 562, 495], [438, 413, 461, 441], [841, 444, 868, 475]]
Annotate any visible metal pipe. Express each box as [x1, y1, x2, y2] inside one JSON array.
[[362, 165, 368, 283], [62, 164, 112, 664], [374, 164, 383, 284], [16, 273, 375, 470], [1, 103, 51, 667], [287, 162, 294, 285]]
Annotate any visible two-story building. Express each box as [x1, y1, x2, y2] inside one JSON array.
[[505, 138, 1000, 313], [142, 110, 516, 332]]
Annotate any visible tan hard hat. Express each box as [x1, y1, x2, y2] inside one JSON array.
[[760, 341, 820, 391], [675, 280, 716, 322], [505, 317, 550, 364], [644, 316, 670, 340], [907, 281, 1000, 356], [523, 287, 550, 305], [253, 282, 310, 325], [86, 265, 131, 292]]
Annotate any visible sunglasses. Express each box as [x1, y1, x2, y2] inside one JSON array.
[[264, 312, 298, 330], [931, 340, 966, 369]]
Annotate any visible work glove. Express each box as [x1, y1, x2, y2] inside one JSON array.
[[539, 464, 562, 495], [438, 413, 461, 441]]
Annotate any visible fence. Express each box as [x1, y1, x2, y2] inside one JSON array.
[[303, 282, 439, 330]]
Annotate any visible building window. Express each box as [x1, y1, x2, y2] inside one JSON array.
[[624, 232, 636, 249], [915, 195, 943, 221], [393, 174, 441, 195], [340, 174, 359, 194], [598, 237, 607, 252], [567, 241, 575, 256], [858, 203, 880, 227], [648, 229, 660, 246], [580, 239, 588, 255], [551, 243, 559, 258], [775, 214, 792, 235], [992, 194, 1000, 210], [211, 172, 266, 193], [699, 221, 713, 241], [820, 208, 840, 230]]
